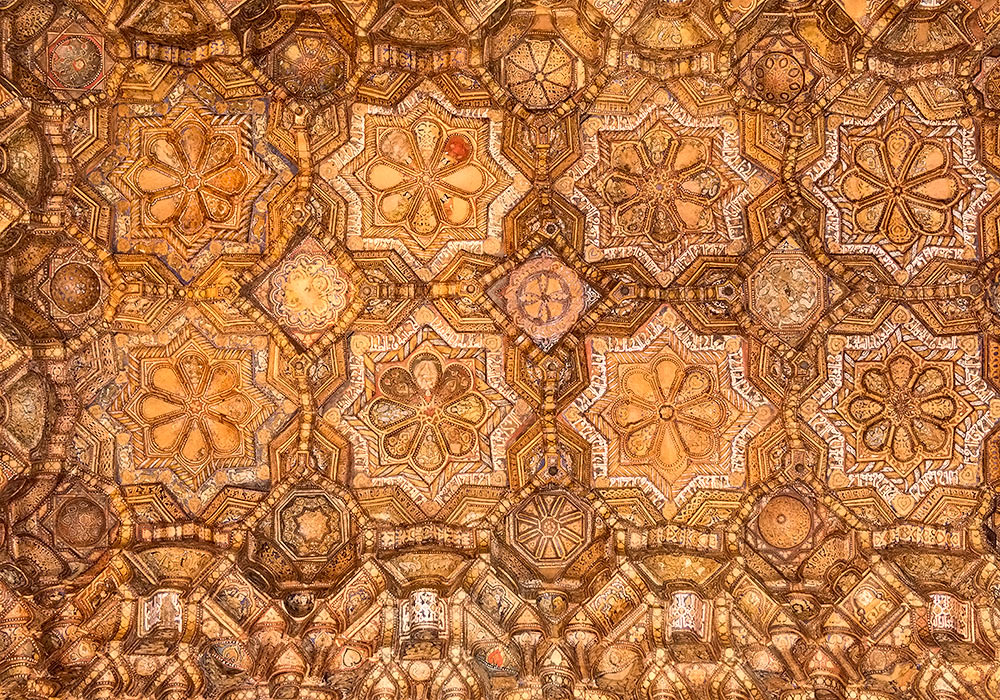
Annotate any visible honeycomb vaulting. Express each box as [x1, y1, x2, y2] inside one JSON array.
[[3, 0, 1000, 698]]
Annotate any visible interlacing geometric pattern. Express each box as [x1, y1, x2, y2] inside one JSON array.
[[6, 1, 1000, 699]]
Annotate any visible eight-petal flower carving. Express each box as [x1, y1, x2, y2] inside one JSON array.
[[133, 119, 251, 237], [606, 355, 731, 483], [511, 492, 588, 565], [504, 38, 575, 109], [837, 122, 967, 246], [364, 351, 492, 496], [364, 119, 491, 248], [602, 125, 727, 246], [113, 334, 270, 489], [842, 351, 971, 474], [137, 351, 252, 467]]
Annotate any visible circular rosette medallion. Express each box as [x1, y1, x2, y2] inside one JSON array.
[[48, 34, 103, 90], [503, 257, 587, 345], [268, 252, 350, 332]]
